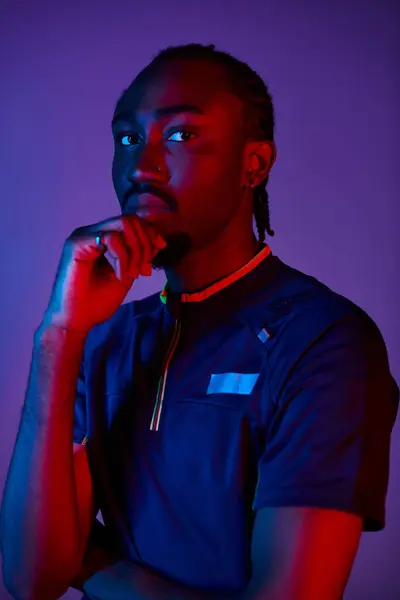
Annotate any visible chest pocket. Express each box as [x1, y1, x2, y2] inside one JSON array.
[[207, 372, 260, 395], [178, 371, 264, 413], [163, 322, 268, 415]]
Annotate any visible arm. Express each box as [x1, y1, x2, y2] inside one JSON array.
[[245, 310, 398, 599], [77, 507, 360, 600], [0, 324, 97, 600], [242, 506, 362, 600]]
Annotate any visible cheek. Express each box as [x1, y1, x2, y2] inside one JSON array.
[[174, 164, 241, 229], [169, 143, 240, 193], [111, 156, 121, 190]]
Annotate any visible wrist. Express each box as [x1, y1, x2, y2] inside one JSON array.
[[35, 316, 91, 341]]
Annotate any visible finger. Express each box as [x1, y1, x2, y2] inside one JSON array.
[[122, 216, 166, 277], [102, 231, 129, 281], [129, 219, 158, 275], [69, 217, 166, 277], [83, 215, 124, 235], [65, 232, 106, 265], [123, 214, 167, 251], [70, 220, 137, 278], [121, 219, 143, 277], [143, 223, 168, 251]]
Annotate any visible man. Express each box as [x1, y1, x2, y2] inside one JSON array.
[[1, 43, 398, 600]]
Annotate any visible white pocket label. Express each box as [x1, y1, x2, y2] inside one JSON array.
[[207, 373, 260, 395]]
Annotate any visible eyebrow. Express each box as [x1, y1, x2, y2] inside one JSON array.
[[111, 104, 205, 127]]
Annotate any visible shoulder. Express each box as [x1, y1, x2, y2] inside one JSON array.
[[265, 256, 382, 343], [251, 257, 391, 386]]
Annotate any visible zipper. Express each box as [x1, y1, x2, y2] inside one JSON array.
[[150, 318, 182, 431]]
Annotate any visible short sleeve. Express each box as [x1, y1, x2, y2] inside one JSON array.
[[73, 359, 87, 445], [253, 312, 399, 531]]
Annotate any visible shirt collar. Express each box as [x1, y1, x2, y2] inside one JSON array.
[[159, 243, 271, 305]]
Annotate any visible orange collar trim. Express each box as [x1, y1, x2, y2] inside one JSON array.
[[159, 244, 271, 304]]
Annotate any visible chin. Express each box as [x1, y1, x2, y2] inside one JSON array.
[[151, 231, 192, 268]]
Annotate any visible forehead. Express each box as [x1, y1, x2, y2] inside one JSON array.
[[113, 59, 244, 124]]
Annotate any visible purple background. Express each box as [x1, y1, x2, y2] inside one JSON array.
[[1, 1, 399, 598]]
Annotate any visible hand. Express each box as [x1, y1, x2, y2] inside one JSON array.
[[41, 214, 167, 333]]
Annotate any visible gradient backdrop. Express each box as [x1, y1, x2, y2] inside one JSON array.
[[1, 1, 399, 598]]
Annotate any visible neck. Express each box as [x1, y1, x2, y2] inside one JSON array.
[[163, 229, 262, 295]]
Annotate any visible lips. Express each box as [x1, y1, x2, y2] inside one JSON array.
[[136, 194, 170, 210], [123, 193, 170, 213], [125, 194, 171, 222]]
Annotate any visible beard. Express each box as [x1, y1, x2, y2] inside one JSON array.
[[150, 230, 192, 270]]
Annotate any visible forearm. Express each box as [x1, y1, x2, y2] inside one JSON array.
[[80, 555, 345, 600], [82, 563, 343, 600], [0, 324, 88, 600], [81, 559, 241, 600], [76, 531, 265, 600]]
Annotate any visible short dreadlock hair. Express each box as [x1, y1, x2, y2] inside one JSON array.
[[115, 43, 276, 243]]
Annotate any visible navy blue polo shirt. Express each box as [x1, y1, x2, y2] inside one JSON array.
[[73, 243, 399, 596]]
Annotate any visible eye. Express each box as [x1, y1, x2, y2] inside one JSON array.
[[116, 133, 142, 147], [167, 130, 197, 143]]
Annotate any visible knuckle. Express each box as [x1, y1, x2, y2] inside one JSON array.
[[64, 236, 77, 253], [70, 224, 88, 238]]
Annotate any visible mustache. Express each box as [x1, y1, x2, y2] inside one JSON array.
[[123, 183, 177, 211]]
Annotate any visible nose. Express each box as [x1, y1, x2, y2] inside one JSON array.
[[129, 146, 168, 183]]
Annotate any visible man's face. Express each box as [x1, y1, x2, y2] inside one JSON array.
[[111, 59, 250, 266]]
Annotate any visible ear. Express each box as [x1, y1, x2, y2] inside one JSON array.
[[242, 141, 277, 187]]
